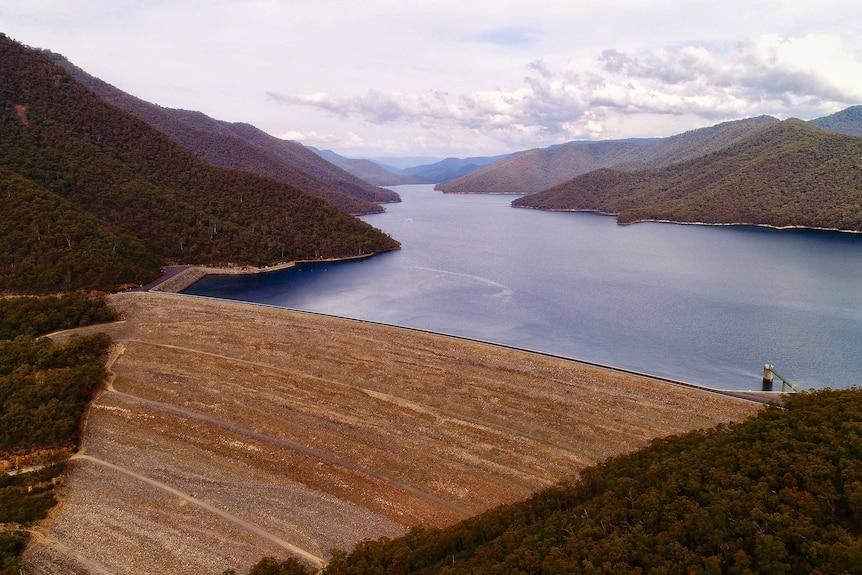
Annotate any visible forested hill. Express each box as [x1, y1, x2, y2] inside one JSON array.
[[513, 119, 862, 232], [810, 105, 862, 136], [435, 116, 778, 194], [435, 139, 646, 194], [49, 53, 399, 215], [0, 35, 399, 294], [318, 388, 862, 575]]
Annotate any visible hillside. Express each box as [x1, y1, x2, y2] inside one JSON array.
[[810, 105, 862, 136], [319, 387, 862, 575], [307, 148, 422, 186], [437, 116, 778, 194], [435, 140, 645, 194], [171, 111, 400, 205], [49, 54, 398, 214], [0, 293, 121, 574], [401, 154, 515, 184], [0, 167, 160, 293], [513, 119, 862, 232], [0, 35, 399, 294], [340, 158, 425, 185]]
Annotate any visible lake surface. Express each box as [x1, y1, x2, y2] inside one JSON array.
[[186, 184, 862, 391]]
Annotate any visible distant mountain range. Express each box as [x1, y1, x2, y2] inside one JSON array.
[[436, 116, 781, 194], [438, 108, 862, 196], [0, 35, 399, 294], [308, 148, 424, 186], [513, 118, 862, 232], [311, 148, 514, 185], [49, 53, 400, 215]]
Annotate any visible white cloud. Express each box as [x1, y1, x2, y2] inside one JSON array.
[[4, 1, 862, 155], [267, 33, 862, 152], [472, 26, 542, 47]]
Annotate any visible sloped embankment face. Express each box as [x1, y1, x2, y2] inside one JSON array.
[[25, 293, 760, 574]]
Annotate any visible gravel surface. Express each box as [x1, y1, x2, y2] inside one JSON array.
[[24, 292, 763, 574]]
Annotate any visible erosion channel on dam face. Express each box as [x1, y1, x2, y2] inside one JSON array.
[[26, 292, 762, 574]]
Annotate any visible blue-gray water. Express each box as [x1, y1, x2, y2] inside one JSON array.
[[186, 184, 862, 391]]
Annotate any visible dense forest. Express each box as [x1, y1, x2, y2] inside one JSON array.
[[0, 294, 116, 573], [0, 293, 118, 339], [50, 52, 399, 215], [0, 34, 399, 294], [259, 388, 862, 575], [514, 119, 862, 232]]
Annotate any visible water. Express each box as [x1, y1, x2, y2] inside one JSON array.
[[186, 184, 862, 391]]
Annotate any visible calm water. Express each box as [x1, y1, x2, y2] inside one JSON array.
[[186, 184, 862, 391]]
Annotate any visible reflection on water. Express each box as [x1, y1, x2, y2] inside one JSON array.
[[187, 185, 862, 391]]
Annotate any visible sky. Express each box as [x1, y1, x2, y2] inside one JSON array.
[[2, 1, 862, 158]]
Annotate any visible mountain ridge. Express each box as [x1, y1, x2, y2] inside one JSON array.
[[310, 148, 514, 185], [513, 119, 862, 232], [47, 52, 399, 215], [0, 35, 399, 294], [810, 105, 862, 136], [436, 115, 780, 194]]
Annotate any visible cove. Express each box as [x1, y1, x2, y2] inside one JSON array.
[[185, 184, 862, 391]]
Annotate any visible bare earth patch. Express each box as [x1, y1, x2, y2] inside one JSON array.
[[24, 292, 763, 574]]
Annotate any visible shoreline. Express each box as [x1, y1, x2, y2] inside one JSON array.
[[158, 292, 781, 404], [144, 252, 385, 293], [510, 205, 862, 234]]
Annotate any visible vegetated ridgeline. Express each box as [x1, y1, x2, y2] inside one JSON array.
[[810, 104, 862, 136], [513, 119, 862, 232], [435, 139, 647, 194], [435, 115, 780, 194], [49, 52, 399, 215], [0, 34, 399, 294]]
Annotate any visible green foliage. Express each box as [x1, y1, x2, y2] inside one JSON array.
[[0, 462, 64, 523], [320, 389, 862, 574], [0, 294, 114, 566], [514, 120, 862, 232], [0, 167, 161, 293], [0, 35, 399, 295], [249, 556, 318, 575], [0, 333, 110, 454], [0, 532, 27, 575], [0, 293, 118, 339]]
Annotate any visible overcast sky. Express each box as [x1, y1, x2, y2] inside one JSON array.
[[3, 1, 862, 158]]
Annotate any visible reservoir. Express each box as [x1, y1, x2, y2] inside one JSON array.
[[186, 184, 862, 391]]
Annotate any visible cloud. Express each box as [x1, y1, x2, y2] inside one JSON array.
[[473, 26, 542, 47], [269, 34, 862, 150]]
